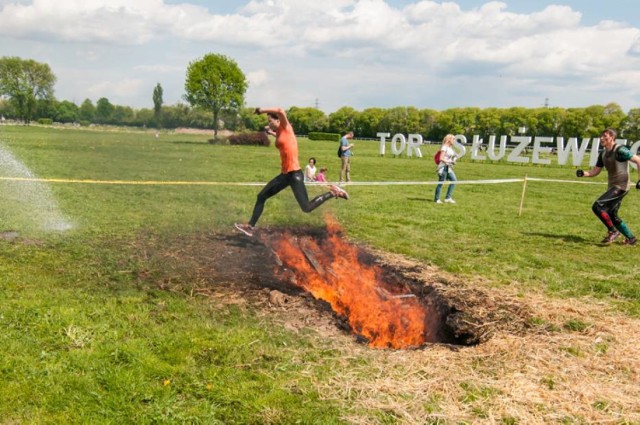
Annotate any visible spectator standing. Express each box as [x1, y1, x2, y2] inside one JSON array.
[[339, 131, 354, 183], [434, 134, 458, 204]]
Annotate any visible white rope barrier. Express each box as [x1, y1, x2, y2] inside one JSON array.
[[0, 176, 607, 186], [525, 177, 606, 185], [331, 178, 606, 186]]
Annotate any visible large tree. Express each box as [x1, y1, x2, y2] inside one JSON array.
[[78, 98, 96, 123], [112, 105, 134, 126], [379, 107, 422, 136], [287, 106, 328, 135], [0, 56, 56, 123], [355, 107, 385, 138], [153, 82, 163, 128], [621, 108, 640, 142], [184, 53, 247, 140], [328, 106, 359, 135], [55, 100, 79, 123], [95, 97, 114, 124]]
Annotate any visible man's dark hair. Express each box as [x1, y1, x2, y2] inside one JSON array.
[[267, 112, 278, 120], [602, 128, 617, 139]]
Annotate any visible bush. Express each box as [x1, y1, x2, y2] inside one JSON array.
[[79, 120, 91, 127], [308, 132, 340, 141], [37, 118, 53, 125], [228, 131, 271, 146]]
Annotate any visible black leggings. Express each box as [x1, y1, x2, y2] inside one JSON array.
[[592, 187, 627, 230], [249, 170, 333, 226]]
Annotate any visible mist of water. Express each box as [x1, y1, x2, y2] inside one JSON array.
[[0, 143, 74, 232]]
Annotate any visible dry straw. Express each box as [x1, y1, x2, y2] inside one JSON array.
[[146, 231, 640, 424]]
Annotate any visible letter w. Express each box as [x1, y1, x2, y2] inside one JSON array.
[[556, 137, 591, 166]]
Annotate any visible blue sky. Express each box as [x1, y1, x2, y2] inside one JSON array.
[[1, 0, 639, 113]]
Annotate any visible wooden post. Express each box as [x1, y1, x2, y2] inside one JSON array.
[[518, 174, 528, 217]]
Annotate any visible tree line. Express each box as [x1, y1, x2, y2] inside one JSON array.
[[282, 104, 640, 142], [2, 55, 639, 141]]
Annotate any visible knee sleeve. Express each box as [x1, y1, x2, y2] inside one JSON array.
[[593, 202, 614, 228]]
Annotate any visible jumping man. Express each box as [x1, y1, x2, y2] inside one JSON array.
[[576, 128, 640, 245], [234, 107, 348, 237]]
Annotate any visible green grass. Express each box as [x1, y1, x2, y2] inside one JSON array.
[[1, 124, 640, 422], [0, 236, 343, 424]]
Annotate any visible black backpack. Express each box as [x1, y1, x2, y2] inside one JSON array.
[[337, 144, 343, 158]]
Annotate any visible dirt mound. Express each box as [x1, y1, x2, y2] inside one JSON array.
[[173, 128, 233, 137], [133, 226, 533, 348]]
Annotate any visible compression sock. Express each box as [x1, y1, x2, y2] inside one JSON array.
[[599, 211, 615, 231], [615, 221, 634, 239]]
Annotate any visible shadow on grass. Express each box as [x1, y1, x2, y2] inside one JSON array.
[[522, 232, 589, 243], [226, 232, 265, 249], [406, 197, 433, 202]]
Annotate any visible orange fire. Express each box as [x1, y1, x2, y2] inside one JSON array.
[[268, 216, 436, 349]]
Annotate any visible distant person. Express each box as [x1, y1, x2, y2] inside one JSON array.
[[316, 166, 328, 183], [234, 107, 349, 237], [339, 131, 354, 183], [304, 157, 317, 182], [576, 128, 640, 245], [434, 134, 458, 204]]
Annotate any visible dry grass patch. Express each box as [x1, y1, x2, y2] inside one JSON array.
[[311, 294, 640, 423], [136, 229, 640, 424]]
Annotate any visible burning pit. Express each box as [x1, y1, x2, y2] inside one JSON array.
[[257, 218, 489, 349]]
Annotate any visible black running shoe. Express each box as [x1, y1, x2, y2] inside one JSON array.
[[622, 236, 638, 246]]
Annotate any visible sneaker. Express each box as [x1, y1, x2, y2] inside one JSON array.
[[435, 199, 443, 204], [444, 198, 456, 204], [600, 231, 620, 244], [234, 223, 255, 237], [329, 185, 349, 200], [622, 236, 638, 245]]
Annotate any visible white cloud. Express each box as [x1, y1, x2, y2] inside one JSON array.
[[87, 78, 145, 100], [1, 0, 639, 111], [247, 69, 269, 87], [629, 36, 640, 57], [75, 48, 102, 62], [133, 64, 183, 73]]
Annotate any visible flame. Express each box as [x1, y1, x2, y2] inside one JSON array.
[[268, 215, 435, 349]]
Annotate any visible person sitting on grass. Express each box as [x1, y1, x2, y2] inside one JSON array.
[[315, 166, 328, 183], [234, 107, 348, 237], [304, 157, 317, 182]]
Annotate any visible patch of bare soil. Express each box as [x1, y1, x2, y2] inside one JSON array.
[[1, 230, 20, 241], [1, 230, 44, 246], [173, 128, 233, 137], [132, 227, 640, 423]]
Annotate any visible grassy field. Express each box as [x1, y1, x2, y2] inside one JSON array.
[[1, 124, 639, 423]]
